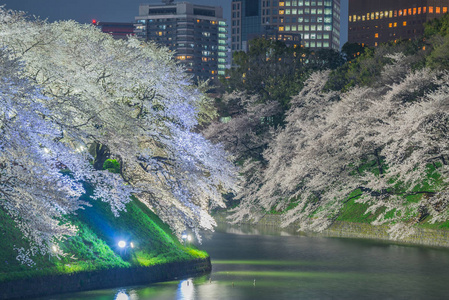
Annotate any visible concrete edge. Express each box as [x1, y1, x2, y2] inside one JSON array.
[[0, 257, 211, 300]]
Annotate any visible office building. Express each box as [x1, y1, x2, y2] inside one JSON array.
[[348, 0, 449, 46], [134, 2, 228, 81], [231, 0, 341, 52]]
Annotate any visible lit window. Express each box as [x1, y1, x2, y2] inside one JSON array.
[[280, 1, 285, 6], [444, 7, 448, 13], [280, 10, 285, 14], [413, 8, 417, 15], [394, 22, 397, 27], [279, 26, 284, 31], [375, 33, 379, 38], [389, 23, 392, 28], [418, 7, 422, 14], [429, 6, 434, 13], [436, 7, 441, 14], [403, 21, 407, 26], [423, 7, 427, 13], [408, 8, 412, 15]]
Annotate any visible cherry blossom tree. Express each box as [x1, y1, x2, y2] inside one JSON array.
[[0, 7, 237, 258], [230, 54, 449, 238], [0, 49, 87, 258]]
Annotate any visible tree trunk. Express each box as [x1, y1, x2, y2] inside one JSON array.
[[89, 142, 110, 170]]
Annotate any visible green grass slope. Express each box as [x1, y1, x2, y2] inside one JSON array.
[[0, 194, 207, 283]]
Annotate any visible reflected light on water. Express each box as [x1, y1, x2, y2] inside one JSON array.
[[115, 290, 129, 300], [177, 279, 194, 300]]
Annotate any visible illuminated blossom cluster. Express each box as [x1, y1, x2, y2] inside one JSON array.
[[0, 8, 236, 261], [228, 54, 449, 238]]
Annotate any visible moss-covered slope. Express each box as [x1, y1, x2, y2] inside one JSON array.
[[0, 196, 207, 283]]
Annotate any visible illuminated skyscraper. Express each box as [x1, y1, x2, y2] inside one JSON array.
[[348, 0, 449, 46], [135, 2, 228, 81], [231, 0, 340, 52]]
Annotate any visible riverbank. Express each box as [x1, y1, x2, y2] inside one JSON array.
[[0, 195, 210, 299], [213, 212, 449, 248], [0, 257, 211, 300]]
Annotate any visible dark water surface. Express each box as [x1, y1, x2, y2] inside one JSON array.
[[36, 224, 449, 299]]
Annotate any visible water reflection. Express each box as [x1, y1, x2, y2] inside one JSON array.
[[214, 222, 305, 237], [31, 224, 449, 300], [114, 290, 129, 300], [176, 279, 194, 300]]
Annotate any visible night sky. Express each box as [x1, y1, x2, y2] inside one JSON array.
[[0, 0, 348, 45]]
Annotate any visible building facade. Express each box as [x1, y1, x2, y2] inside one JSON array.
[[134, 2, 228, 81], [348, 0, 449, 46], [94, 21, 135, 39], [231, 0, 340, 52]]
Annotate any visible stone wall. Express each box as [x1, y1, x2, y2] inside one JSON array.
[[214, 212, 449, 248], [320, 221, 449, 248], [0, 257, 211, 300]]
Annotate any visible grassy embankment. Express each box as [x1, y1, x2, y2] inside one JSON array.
[[265, 161, 449, 230], [0, 179, 207, 283]]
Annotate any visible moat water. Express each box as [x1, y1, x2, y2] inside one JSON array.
[[36, 224, 449, 299]]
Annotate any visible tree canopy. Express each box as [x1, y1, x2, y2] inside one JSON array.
[[229, 54, 448, 238], [0, 8, 237, 260], [208, 17, 449, 238]]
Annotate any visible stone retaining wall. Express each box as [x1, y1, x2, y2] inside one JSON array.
[[0, 257, 211, 300], [214, 212, 449, 248]]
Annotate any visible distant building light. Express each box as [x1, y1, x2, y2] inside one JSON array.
[[118, 241, 126, 248]]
